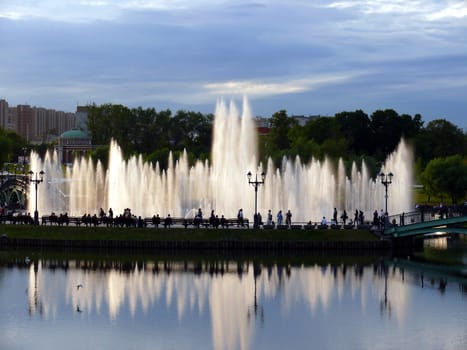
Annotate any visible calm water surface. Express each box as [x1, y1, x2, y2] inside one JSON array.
[[1, 237, 466, 350]]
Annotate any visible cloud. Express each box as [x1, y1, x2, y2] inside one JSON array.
[[426, 1, 467, 20], [203, 74, 358, 98], [327, 0, 467, 22], [0, 0, 466, 127]]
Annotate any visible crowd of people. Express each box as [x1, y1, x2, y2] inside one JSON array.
[[2, 202, 466, 229]]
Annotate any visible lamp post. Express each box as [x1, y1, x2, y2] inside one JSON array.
[[22, 146, 28, 165], [29, 170, 45, 225], [247, 171, 265, 229], [379, 172, 393, 215]]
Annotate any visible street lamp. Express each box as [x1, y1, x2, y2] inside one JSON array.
[[379, 172, 393, 215], [247, 171, 265, 229], [29, 170, 45, 225], [22, 147, 28, 165]]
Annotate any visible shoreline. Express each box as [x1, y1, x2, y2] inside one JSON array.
[[0, 236, 391, 251], [0, 224, 392, 251]]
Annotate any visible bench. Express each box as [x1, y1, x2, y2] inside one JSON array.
[[143, 217, 249, 228], [1, 214, 33, 225]]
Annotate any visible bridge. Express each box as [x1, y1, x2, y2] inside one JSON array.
[[383, 208, 467, 238], [0, 170, 29, 211]]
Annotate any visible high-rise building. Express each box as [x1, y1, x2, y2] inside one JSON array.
[[4, 100, 77, 142], [75, 106, 89, 131], [15, 105, 34, 142], [35, 107, 47, 141], [0, 99, 10, 130]]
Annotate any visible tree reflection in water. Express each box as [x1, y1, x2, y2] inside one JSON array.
[[1, 254, 465, 350]]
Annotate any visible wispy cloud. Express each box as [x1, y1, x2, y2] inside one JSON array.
[[203, 74, 358, 97], [327, 0, 467, 21], [426, 1, 467, 20]]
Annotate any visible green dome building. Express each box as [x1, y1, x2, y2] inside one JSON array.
[[57, 129, 93, 164]]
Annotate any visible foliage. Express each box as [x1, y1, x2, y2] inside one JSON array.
[[0, 127, 28, 166], [414, 119, 467, 167], [83, 102, 465, 190], [420, 155, 467, 204], [264, 108, 425, 178], [265, 110, 298, 161], [89, 145, 110, 169], [86, 104, 213, 165], [0, 131, 13, 165]]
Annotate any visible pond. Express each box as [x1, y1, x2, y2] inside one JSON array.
[[1, 237, 466, 350]]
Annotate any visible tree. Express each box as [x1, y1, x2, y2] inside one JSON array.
[[265, 110, 298, 165], [170, 110, 213, 157], [0, 128, 28, 166], [334, 110, 371, 156], [368, 109, 423, 162], [303, 116, 337, 145], [0, 133, 13, 165], [420, 155, 467, 204], [268, 110, 296, 151], [90, 145, 110, 169], [415, 119, 467, 167]]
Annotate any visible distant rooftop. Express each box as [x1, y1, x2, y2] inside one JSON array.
[[60, 129, 90, 139]]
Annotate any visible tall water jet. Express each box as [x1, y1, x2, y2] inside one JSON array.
[[29, 98, 413, 222]]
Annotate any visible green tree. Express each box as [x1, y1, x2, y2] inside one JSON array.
[[265, 110, 298, 165], [87, 104, 133, 151], [334, 110, 371, 156], [420, 155, 467, 204], [369, 109, 423, 162], [301, 117, 336, 145], [170, 111, 213, 157], [0, 133, 13, 165], [89, 145, 110, 169], [415, 119, 467, 167], [268, 110, 296, 151]]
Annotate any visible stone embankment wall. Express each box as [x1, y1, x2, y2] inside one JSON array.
[[0, 237, 391, 251]]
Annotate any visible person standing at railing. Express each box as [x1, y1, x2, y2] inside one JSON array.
[[266, 210, 273, 225], [277, 210, 283, 225], [237, 208, 244, 227], [341, 210, 348, 225], [286, 210, 292, 227]]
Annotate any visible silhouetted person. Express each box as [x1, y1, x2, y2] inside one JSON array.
[[164, 214, 172, 228], [220, 215, 227, 228], [341, 210, 348, 225], [277, 210, 283, 225], [152, 214, 160, 228], [137, 216, 144, 228], [266, 210, 273, 225], [286, 210, 292, 227], [237, 208, 244, 227]]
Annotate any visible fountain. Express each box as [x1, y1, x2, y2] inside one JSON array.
[[28, 98, 413, 222]]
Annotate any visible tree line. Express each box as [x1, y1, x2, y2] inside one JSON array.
[[0, 104, 466, 204], [86, 104, 213, 170], [264, 109, 466, 205]]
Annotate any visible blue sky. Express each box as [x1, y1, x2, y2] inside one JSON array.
[[1, 0, 466, 129]]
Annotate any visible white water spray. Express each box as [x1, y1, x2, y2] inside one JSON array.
[[29, 98, 413, 222]]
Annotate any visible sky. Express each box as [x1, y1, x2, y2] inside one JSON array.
[[1, 0, 466, 129]]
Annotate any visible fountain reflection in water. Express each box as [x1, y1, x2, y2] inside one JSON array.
[[28, 98, 413, 221]]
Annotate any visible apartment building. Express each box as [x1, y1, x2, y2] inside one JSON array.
[[1, 98, 77, 143]]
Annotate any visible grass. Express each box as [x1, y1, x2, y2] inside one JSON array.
[[413, 188, 453, 206], [0, 224, 379, 242]]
